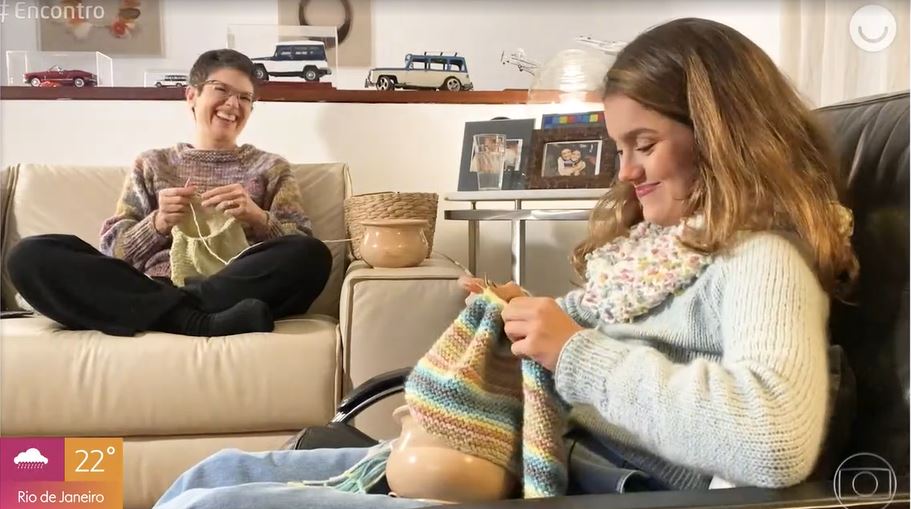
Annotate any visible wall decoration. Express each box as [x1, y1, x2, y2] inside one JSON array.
[[541, 110, 604, 129], [458, 118, 535, 192], [277, 0, 373, 67], [38, 0, 163, 56], [527, 126, 616, 190]]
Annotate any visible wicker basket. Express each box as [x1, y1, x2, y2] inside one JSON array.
[[344, 192, 439, 260]]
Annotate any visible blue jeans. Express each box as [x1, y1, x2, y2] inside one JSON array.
[[154, 447, 434, 509]]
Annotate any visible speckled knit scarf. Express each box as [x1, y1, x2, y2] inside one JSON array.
[[581, 219, 712, 324]]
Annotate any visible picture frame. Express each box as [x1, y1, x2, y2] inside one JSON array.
[[527, 126, 617, 189], [38, 0, 164, 56], [457, 118, 535, 191]]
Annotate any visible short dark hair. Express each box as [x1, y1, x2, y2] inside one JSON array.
[[188, 49, 257, 89]]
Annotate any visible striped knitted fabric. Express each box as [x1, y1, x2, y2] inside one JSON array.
[[404, 288, 569, 498]]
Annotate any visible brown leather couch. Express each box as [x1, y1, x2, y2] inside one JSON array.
[[0, 161, 468, 509]]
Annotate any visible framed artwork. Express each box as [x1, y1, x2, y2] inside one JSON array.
[[38, 0, 163, 56], [277, 0, 373, 67], [458, 118, 535, 191], [527, 126, 617, 189], [541, 110, 605, 129]]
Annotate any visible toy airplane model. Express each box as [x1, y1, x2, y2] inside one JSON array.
[[574, 36, 627, 55], [499, 49, 539, 75]]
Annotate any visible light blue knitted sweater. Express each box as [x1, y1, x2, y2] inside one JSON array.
[[555, 231, 830, 490]]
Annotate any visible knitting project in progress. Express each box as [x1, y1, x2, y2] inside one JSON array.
[[291, 287, 569, 499], [405, 287, 569, 498], [168, 195, 249, 287]]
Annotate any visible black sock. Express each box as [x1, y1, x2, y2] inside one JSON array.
[[154, 299, 274, 336]]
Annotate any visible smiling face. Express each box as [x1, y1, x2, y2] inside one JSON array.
[[603, 93, 698, 226], [185, 67, 255, 150]]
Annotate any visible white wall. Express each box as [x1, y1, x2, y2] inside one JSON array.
[[0, 1, 785, 297], [1, 99, 605, 297], [1, 0, 782, 89]]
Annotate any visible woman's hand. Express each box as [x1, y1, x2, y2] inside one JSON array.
[[201, 184, 268, 228], [154, 185, 197, 235], [502, 296, 583, 371]]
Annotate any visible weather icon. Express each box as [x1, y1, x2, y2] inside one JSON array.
[[14, 448, 49, 470]]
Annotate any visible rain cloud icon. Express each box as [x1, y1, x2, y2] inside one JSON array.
[[14, 448, 49, 469]]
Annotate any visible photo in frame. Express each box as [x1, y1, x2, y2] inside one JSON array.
[[527, 126, 617, 189], [458, 118, 535, 191]]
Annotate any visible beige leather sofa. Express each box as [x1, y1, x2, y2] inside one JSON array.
[[0, 162, 467, 509]]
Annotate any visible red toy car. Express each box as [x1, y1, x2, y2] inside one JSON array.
[[24, 66, 97, 87]]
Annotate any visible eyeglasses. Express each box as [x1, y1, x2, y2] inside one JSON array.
[[200, 80, 256, 106]]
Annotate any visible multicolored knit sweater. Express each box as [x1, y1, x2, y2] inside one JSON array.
[[100, 143, 312, 277]]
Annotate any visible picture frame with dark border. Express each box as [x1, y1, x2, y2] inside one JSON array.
[[527, 126, 616, 189], [457, 118, 535, 191]]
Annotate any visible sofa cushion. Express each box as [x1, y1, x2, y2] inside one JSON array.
[[0, 314, 339, 436], [290, 162, 350, 317], [0, 164, 127, 312], [0, 161, 350, 317]]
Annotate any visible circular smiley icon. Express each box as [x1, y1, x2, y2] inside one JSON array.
[[849, 4, 898, 52]]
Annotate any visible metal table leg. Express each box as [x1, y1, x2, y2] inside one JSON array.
[[511, 219, 526, 285], [511, 199, 525, 285], [468, 220, 479, 276]]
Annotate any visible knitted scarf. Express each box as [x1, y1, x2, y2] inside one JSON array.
[[290, 218, 713, 499], [169, 196, 249, 287]]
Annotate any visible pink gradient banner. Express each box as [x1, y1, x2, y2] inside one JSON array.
[[0, 438, 122, 509]]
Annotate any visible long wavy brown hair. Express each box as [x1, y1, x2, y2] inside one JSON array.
[[573, 18, 858, 297]]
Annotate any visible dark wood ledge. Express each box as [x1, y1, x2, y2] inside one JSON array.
[[0, 85, 554, 104]]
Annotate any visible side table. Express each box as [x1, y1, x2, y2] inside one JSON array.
[[444, 189, 606, 286]]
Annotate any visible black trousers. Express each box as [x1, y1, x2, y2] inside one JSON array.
[[7, 234, 332, 336]]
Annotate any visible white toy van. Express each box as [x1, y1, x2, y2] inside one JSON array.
[[251, 41, 332, 82]]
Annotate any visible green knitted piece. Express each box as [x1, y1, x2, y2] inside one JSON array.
[[405, 288, 569, 498], [169, 196, 249, 287]]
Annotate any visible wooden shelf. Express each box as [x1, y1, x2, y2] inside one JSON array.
[[0, 86, 547, 104]]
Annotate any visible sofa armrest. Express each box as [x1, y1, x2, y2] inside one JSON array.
[[339, 255, 466, 438]]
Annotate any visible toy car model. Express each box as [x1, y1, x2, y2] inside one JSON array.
[[24, 66, 97, 87], [251, 41, 332, 82], [365, 53, 473, 91], [155, 74, 188, 87]]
